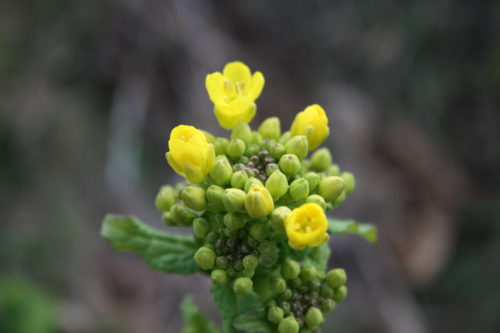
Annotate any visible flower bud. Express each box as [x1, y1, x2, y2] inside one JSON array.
[[250, 222, 270, 241], [245, 143, 260, 157], [319, 176, 345, 203], [305, 307, 324, 329], [233, 277, 253, 295], [326, 268, 347, 288], [216, 256, 229, 269], [309, 148, 332, 171], [309, 279, 321, 292], [223, 212, 247, 230], [289, 178, 309, 201], [162, 211, 175, 226], [244, 177, 264, 192], [279, 154, 301, 177], [320, 285, 334, 299], [333, 286, 348, 303], [305, 194, 326, 210], [266, 163, 280, 177], [291, 104, 329, 150], [210, 158, 233, 186], [251, 131, 263, 145], [245, 185, 274, 218], [265, 170, 289, 201], [341, 171, 356, 195], [231, 122, 253, 145], [206, 185, 226, 212], [226, 139, 246, 159], [194, 246, 216, 270], [230, 170, 249, 189], [326, 164, 340, 176], [270, 206, 291, 233], [222, 188, 246, 212], [210, 269, 228, 285], [270, 143, 286, 160], [334, 191, 346, 206], [321, 299, 336, 313], [300, 265, 318, 282], [268, 306, 284, 324], [281, 260, 300, 280], [169, 203, 196, 226], [270, 277, 287, 294], [193, 218, 210, 238], [155, 185, 177, 212], [213, 137, 229, 156], [278, 316, 299, 333], [242, 254, 259, 272], [258, 117, 281, 140], [285, 135, 309, 160], [303, 172, 320, 192], [279, 131, 291, 145], [181, 186, 207, 211]]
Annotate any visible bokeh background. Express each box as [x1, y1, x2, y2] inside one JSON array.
[[1, 0, 500, 332]]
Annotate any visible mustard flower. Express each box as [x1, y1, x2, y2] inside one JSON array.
[[284, 203, 329, 250], [290, 104, 330, 150]]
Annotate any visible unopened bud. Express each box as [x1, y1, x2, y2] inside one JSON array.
[[250, 222, 270, 241], [231, 122, 252, 145], [319, 176, 345, 203], [155, 185, 177, 212], [231, 170, 249, 189], [285, 135, 309, 160], [270, 143, 286, 160], [266, 163, 280, 177], [333, 286, 348, 303], [278, 316, 299, 333], [265, 170, 289, 200], [305, 194, 326, 210], [270, 206, 291, 232], [258, 117, 281, 140], [211, 269, 228, 285], [341, 171, 356, 195], [223, 212, 247, 230], [279, 154, 301, 177], [216, 256, 229, 269], [320, 285, 334, 299], [321, 299, 336, 313], [194, 246, 216, 270], [193, 218, 210, 238], [326, 268, 347, 288], [233, 277, 253, 295], [309, 148, 332, 171], [270, 277, 287, 294], [334, 191, 346, 206], [169, 203, 196, 226], [245, 185, 274, 218], [303, 172, 320, 192], [279, 131, 291, 145], [289, 178, 309, 201], [244, 177, 264, 193], [223, 188, 246, 212], [206, 185, 226, 212], [300, 265, 318, 282], [181, 186, 207, 211], [251, 131, 263, 146], [305, 307, 324, 329], [226, 139, 246, 159], [268, 306, 284, 324], [162, 211, 175, 226], [245, 143, 260, 157], [243, 254, 259, 271], [213, 138, 229, 156], [326, 164, 340, 176], [281, 260, 300, 280], [210, 159, 233, 186]]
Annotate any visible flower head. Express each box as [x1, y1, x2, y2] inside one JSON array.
[[290, 104, 330, 150], [166, 125, 215, 183], [206, 61, 265, 129], [284, 203, 328, 250]]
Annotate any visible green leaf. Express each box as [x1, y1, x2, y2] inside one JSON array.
[[101, 214, 199, 275], [233, 309, 272, 333], [181, 296, 221, 333], [328, 218, 378, 243], [210, 284, 263, 333], [303, 242, 331, 272]]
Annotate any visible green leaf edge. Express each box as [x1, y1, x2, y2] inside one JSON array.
[[327, 218, 378, 243]]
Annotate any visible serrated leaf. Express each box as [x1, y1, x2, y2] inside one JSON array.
[[210, 284, 263, 333], [328, 218, 378, 243], [233, 309, 272, 333], [101, 214, 199, 274], [181, 296, 221, 333], [303, 242, 331, 272]]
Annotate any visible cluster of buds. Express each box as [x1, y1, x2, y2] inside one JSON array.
[[154, 61, 357, 332]]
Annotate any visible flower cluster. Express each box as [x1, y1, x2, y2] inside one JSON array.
[[154, 61, 356, 332]]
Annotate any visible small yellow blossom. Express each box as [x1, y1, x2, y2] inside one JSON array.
[[290, 104, 330, 150], [284, 203, 329, 250], [166, 125, 215, 184], [206, 61, 265, 130]]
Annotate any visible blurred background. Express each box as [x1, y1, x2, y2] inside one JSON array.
[[1, 0, 499, 332]]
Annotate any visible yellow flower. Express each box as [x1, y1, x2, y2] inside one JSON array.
[[290, 104, 330, 150], [284, 203, 329, 250], [206, 61, 265, 130], [166, 125, 215, 184]]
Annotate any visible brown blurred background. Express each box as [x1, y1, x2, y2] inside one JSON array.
[[1, 0, 500, 332]]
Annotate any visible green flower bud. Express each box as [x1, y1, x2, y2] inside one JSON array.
[[169, 203, 196, 226], [181, 186, 207, 211], [162, 211, 175, 226], [245, 185, 274, 218], [320, 285, 334, 299], [309, 147, 332, 171], [205, 231, 219, 244], [333, 286, 348, 303], [334, 191, 346, 206], [231, 122, 252, 145], [223, 212, 246, 230], [279, 131, 291, 145], [211, 269, 228, 285], [210, 159, 233, 186], [155, 185, 177, 212], [216, 256, 229, 269], [303, 172, 320, 192], [251, 131, 264, 146], [309, 279, 321, 292], [250, 222, 270, 241], [270, 277, 287, 294], [266, 163, 280, 177], [206, 185, 226, 212], [300, 265, 318, 283], [267, 300, 277, 308], [341, 171, 356, 194], [244, 177, 264, 192], [285, 135, 309, 160], [242, 255, 259, 271], [194, 246, 216, 270], [279, 154, 301, 177], [305, 307, 324, 329], [278, 316, 299, 333], [193, 218, 210, 238], [222, 188, 246, 212], [226, 139, 246, 159], [258, 117, 281, 140], [245, 143, 260, 157], [230, 170, 249, 189], [321, 299, 336, 313], [290, 278, 302, 289], [270, 143, 286, 160], [233, 277, 253, 295], [214, 138, 229, 156], [281, 302, 291, 314], [265, 170, 289, 200], [319, 176, 345, 203], [326, 164, 340, 176], [268, 306, 284, 324], [326, 268, 347, 288], [270, 206, 291, 232], [289, 178, 309, 201], [305, 194, 326, 210], [281, 260, 300, 280]]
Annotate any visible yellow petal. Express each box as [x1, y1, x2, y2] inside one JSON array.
[[247, 71, 265, 101], [214, 101, 256, 130], [205, 72, 225, 105], [223, 61, 251, 83]]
